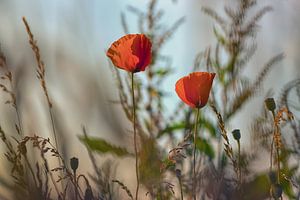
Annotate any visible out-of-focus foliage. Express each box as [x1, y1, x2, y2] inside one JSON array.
[[79, 136, 132, 157]]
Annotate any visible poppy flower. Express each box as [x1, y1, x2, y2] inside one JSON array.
[[106, 34, 152, 73], [175, 72, 215, 108]]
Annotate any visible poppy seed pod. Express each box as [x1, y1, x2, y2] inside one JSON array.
[[268, 171, 277, 184], [175, 169, 182, 179], [271, 184, 283, 199], [232, 129, 241, 141], [84, 186, 93, 200], [265, 98, 276, 112], [70, 157, 79, 172], [175, 72, 215, 108]]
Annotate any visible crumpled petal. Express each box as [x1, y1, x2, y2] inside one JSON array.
[[107, 34, 152, 73]]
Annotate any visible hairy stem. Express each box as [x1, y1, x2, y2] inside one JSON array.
[[131, 72, 139, 200]]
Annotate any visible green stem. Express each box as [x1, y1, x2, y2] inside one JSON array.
[[270, 110, 276, 172], [74, 170, 78, 200], [48, 106, 63, 189], [276, 148, 280, 184], [270, 135, 274, 172], [193, 108, 200, 200], [271, 110, 280, 184], [131, 72, 139, 200], [179, 177, 183, 200], [237, 140, 241, 185]]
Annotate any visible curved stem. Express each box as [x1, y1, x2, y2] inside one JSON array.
[[193, 108, 200, 200], [131, 72, 139, 200]]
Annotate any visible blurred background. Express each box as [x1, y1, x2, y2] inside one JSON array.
[[0, 0, 299, 199]]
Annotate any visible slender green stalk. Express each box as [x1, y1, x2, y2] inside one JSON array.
[[271, 110, 280, 184], [270, 110, 275, 172], [48, 106, 63, 190], [269, 110, 282, 199], [74, 170, 78, 200], [270, 136, 274, 172], [276, 148, 280, 183], [217, 135, 222, 169], [179, 177, 183, 200], [131, 72, 139, 200], [237, 140, 241, 185], [193, 108, 200, 200]]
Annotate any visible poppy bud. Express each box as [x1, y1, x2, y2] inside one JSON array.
[[265, 98, 276, 112], [84, 186, 93, 200], [232, 129, 241, 141], [175, 169, 181, 179], [268, 171, 277, 184], [271, 183, 282, 199], [70, 157, 79, 172]]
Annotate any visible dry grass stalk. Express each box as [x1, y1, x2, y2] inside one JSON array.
[[0, 46, 22, 135], [22, 17, 61, 175]]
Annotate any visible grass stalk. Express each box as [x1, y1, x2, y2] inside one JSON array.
[[22, 16, 63, 190]]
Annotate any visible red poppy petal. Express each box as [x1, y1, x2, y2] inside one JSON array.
[[197, 72, 215, 107], [175, 77, 196, 108], [131, 34, 152, 72], [107, 34, 152, 73], [175, 72, 215, 108]]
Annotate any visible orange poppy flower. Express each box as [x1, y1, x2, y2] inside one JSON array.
[[106, 34, 152, 73], [175, 72, 215, 108]]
